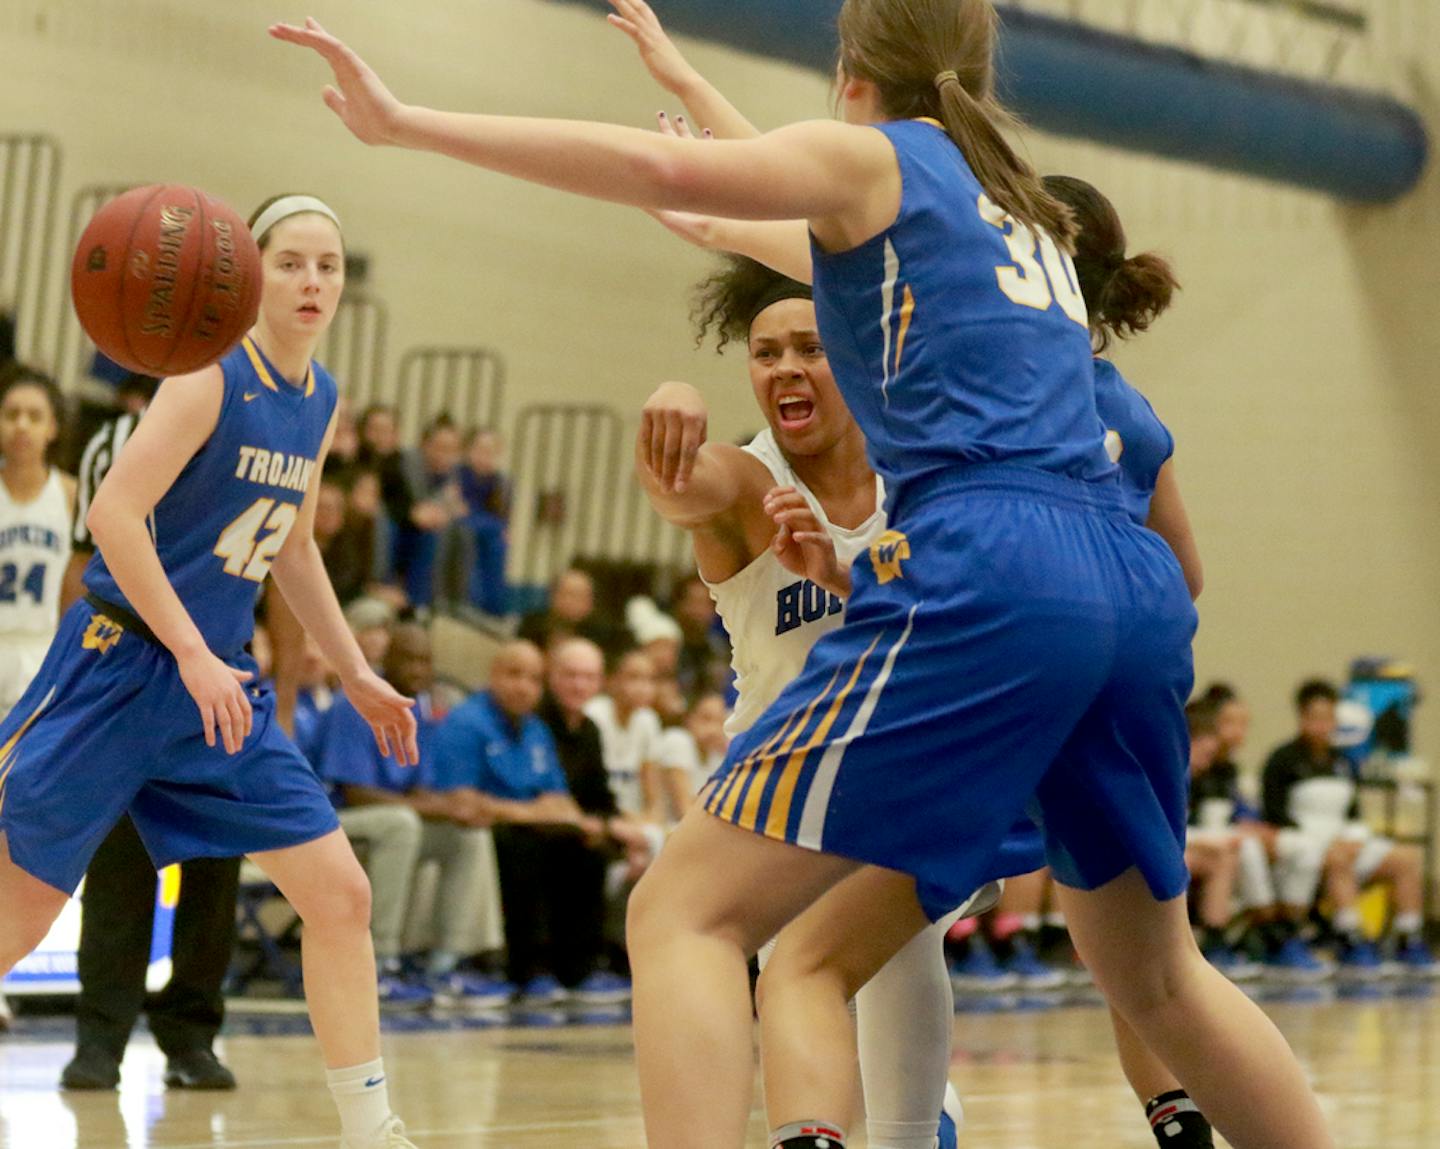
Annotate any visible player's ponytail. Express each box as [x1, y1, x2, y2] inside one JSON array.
[[1043, 175, 1180, 352], [838, 0, 1076, 248]]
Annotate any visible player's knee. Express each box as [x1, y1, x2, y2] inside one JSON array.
[[300, 868, 372, 934], [625, 866, 669, 959]]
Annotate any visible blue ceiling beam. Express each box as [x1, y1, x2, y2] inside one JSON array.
[[559, 1, 1428, 202]]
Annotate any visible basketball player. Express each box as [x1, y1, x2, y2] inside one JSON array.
[[0, 367, 75, 722], [0, 194, 420, 1149], [638, 257, 988, 1149], [276, 8, 1333, 1149], [617, 11, 1218, 1143], [0, 365, 74, 1032]]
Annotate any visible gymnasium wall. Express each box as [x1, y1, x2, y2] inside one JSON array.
[[2, 0, 1439, 773]]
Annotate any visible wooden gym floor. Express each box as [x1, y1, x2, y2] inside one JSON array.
[[1, 990, 1437, 1148]]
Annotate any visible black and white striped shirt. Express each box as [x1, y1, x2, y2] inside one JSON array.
[[72, 410, 141, 552]]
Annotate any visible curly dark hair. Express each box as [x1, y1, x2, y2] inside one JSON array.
[[691, 255, 810, 354]]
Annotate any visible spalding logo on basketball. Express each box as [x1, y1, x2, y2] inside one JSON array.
[[70, 184, 262, 377]]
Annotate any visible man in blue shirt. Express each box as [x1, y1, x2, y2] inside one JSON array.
[[433, 640, 615, 1003], [320, 624, 506, 1004]]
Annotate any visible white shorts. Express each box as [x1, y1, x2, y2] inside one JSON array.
[[0, 635, 52, 718]]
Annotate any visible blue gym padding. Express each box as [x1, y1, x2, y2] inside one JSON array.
[[563, 1, 1428, 202]]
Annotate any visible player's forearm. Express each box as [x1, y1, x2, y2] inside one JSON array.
[[87, 509, 208, 660], [269, 537, 369, 680], [713, 219, 814, 284], [394, 107, 691, 209], [672, 74, 761, 141], [636, 441, 742, 528]]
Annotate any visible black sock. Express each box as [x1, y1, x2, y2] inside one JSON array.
[[770, 1121, 846, 1149], [1146, 1090, 1215, 1149]]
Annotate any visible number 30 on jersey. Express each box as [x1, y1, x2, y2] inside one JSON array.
[[978, 194, 1089, 328], [213, 497, 299, 583]]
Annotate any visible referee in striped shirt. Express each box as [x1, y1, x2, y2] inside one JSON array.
[[59, 373, 244, 1092]]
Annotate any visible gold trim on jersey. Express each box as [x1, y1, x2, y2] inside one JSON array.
[[759, 631, 884, 838], [734, 661, 846, 831], [0, 685, 57, 817], [712, 664, 842, 824], [241, 336, 316, 398]]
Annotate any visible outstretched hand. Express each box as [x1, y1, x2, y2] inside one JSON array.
[[607, 0, 700, 96], [765, 486, 851, 599], [269, 17, 406, 145]]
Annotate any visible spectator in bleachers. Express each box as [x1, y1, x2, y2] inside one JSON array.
[[390, 415, 461, 609], [325, 395, 361, 479], [1263, 679, 1437, 975], [316, 473, 375, 607], [453, 426, 510, 615], [343, 595, 395, 671], [517, 567, 613, 652], [671, 574, 731, 702], [655, 691, 729, 824], [537, 636, 660, 1000], [357, 403, 401, 469], [434, 640, 618, 1003], [585, 647, 665, 823], [1183, 700, 1251, 973], [625, 596, 686, 728], [320, 623, 507, 1006], [1194, 681, 1327, 976]]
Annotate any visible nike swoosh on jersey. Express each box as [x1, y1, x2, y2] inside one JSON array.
[[243, 392, 259, 402]]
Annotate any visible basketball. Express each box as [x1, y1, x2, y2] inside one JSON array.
[[69, 184, 262, 377]]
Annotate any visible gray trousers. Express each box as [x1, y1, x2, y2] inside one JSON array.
[[338, 805, 423, 960]]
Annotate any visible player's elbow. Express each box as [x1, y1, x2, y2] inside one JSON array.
[[1184, 561, 1204, 601]]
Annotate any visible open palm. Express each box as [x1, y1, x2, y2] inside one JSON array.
[[269, 17, 404, 145]]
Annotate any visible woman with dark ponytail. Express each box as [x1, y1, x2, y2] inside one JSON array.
[[279, 4, 1332, 1148], [1043, 175, 1202, 600]]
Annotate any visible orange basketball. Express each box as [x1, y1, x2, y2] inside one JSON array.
[[70, 184, 262, 377]]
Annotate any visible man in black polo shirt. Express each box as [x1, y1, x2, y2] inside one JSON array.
[[537, 637, 658, 999], [1262, 679, 1436, 975]]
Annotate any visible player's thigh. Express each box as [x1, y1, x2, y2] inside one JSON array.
[[759, 865, 930, 1004], [628, 806, 859, 959]]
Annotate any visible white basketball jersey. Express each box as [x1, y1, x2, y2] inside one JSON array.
[[708, 430, 886, 736], [0, 467, 71, 639], [0, 467, 72, 714]]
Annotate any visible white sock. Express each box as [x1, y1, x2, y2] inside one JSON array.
[[327, 1057, 392, 1145], [856, 921, 955, 1149], [1394, 911, 1422, 937], [1334, 907, 1363, 936]]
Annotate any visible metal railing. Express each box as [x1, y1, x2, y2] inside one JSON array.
[[391, 345, 505, 440], [50, 182, 136, 386], [0, 134, 62, 367], [321, 293, 389, 406]]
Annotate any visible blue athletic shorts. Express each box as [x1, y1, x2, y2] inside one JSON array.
[[0, 600, 340, 894], [704, 465, 1196, 920]]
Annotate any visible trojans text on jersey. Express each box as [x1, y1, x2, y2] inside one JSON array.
[[233, 446, 317, 494]]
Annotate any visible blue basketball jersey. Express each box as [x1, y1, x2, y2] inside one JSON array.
[[1092, 359, 1173, 525], [83, 336, 336, 657], [810, 119, 1115, 509]]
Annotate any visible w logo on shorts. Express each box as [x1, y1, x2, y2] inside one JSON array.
[[870, 530, 911, 585], [81, 614, 125, 655]]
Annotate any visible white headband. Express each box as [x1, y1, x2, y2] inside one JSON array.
[[249, 195, 342, 241]]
